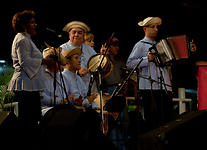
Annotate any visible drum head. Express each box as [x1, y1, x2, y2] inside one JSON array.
[[87, 54, 113, 79]]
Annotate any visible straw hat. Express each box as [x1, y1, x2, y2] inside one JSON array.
[[63, 21, 90, 32], [62, 48, 82, 58], [43, 47, 66, 65], [138, 17, 162, 27]]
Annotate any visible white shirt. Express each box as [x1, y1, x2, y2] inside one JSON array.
[[60, 41, 97, 93], [126, 36, 172, 91], [62, 68, 97, 108], [8, 33, 46, 91], [40, 70, 67, 106]]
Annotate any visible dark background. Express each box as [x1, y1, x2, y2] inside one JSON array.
[[3, 1, 207, 64]]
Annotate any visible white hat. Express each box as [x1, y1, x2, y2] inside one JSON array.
[[63, 21, 90, 32], [43, 47, 66, 65], [138, 17, 162, 27]]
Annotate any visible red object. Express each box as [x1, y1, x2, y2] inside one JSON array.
[[197, 64, 207, 110], [167, 35, 189, 59]]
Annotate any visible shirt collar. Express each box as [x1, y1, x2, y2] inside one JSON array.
[[143, 36, 156, 45]]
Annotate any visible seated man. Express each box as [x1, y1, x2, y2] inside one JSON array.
[[62, 47, 98, 109], [40, 47, 74, 115]]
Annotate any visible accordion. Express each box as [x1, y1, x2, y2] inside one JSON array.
[[151, 35, 191, 66]]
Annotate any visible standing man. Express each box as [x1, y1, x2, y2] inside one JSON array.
[[126, 17, 173, 133]]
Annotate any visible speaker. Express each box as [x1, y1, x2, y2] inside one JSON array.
[[39, 104, 116, 150], [138, 110, 207, 150]]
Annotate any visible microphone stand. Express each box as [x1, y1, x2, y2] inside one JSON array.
[[152, 46, 169, 94], [150, 45, 172, 122], [53, 49, 57, 106], [111, 58, 144, 97], [44, 42, 72, 107], [95, 32, 115, 135]]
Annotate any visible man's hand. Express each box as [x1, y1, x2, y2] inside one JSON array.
[[147, 52, 156, 62]]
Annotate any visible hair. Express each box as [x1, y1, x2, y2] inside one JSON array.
[[12, 10, 36, 33], [84, 32, 94, 41]]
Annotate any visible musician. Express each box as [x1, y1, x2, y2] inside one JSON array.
[[126, 17, 173, 133], [84, 32, 95, 49], [60, 21, 97, 93], [102, 37, 127, 96], [40, 47, 74, 115], [92, 36, 128, 150], [7, 10, 53, 149], [61, 48, 98, 108]]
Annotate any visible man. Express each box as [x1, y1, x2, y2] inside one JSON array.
[[40, 47, 75, 115], [60, 21, 97, 93], [126, 17, 173, 132], [61, 47, 98, 108]]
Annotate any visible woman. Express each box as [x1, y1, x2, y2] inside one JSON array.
[[7, 10, 52, 128], [84, 32, 95, 49]]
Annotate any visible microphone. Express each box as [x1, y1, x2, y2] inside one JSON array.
[[44, 27, 62, 38], [87, 73, 95, 96], [149, 46, 163, 66]]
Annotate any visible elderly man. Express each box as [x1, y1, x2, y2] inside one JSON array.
[[60, 21, 97, 94], [126, 17, 173, 133]]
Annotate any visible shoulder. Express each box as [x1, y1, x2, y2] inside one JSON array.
[[82, 44, 97, 53], [13, 33, 31, 48], [60, 41, 72, 51]]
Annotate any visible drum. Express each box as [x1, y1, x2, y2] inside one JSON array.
[[87, 54, 114, 79]]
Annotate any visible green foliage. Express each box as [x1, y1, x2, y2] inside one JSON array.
[[0, 66, 15, 109]]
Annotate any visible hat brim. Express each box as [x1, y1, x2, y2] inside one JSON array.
[[138, 17, 162, 27], [63, 21, 90, 32], [43, 47, 67, 65], [62, 48, 82, 58]]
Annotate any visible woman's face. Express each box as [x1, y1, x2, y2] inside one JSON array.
[[84, 38, 95, 49], [26, 18, 37, 37], [109, 44, 120, 56]]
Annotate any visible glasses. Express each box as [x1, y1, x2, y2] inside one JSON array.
[[28, 22, 37, 25], [146, 25, 160, 29]]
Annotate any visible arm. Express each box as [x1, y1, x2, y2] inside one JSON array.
[[16, 38, 42, 79], [126, 42, 149, 69]]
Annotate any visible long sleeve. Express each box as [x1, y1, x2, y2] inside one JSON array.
[[126, 42, 149, 69], [8, 33, 46, 91], [15, 34, 42, 79]]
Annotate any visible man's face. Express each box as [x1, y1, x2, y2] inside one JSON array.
[[69, 28, 85, 46], [69, 54, 81, 70], [144, 23, 160, 38]]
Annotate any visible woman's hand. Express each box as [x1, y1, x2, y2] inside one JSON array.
[[100, 44, 107, 55]]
